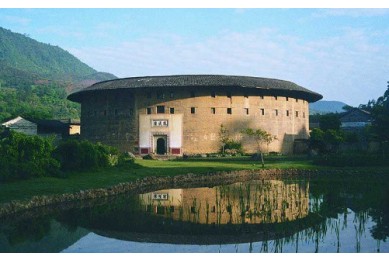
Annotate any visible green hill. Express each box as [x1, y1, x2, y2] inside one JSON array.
[[0, 27, 116, 89], [0, 27, 116, 122]]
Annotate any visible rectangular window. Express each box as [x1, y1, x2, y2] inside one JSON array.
[[260, 108, 265, 115], [170, 107, 175, 114], [296, 111, 299, 117], [147, 107, 152, 114], [191, 107, 196, 114], [157, 106, 165, 114], [275, 109, 278, 116], [286, 97, 289, 101], [245, 108, 249, 115], [286, 110, 289, 117], [211, 107, 216, 114], [227, 108, 232, 114], [296, 98, 299, 103], [211, 91, 216, 98]]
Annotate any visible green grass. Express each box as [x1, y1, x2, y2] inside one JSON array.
[[0, 156, 387, 205]]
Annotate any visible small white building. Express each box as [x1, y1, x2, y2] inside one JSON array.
[[1, 116, 37, 135]]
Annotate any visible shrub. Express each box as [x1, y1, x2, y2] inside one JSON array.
[[53, 139, 120, 171], [313, 152, 389, 167], [0, 131, 60, 181], [221, 140, 243, 154]]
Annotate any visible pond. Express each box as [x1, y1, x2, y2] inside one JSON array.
[[1, 173, 389, 253]]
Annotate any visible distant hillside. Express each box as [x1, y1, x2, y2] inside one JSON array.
[[310, 100, 349, 115], [0, 27, 118, 121], [0, 27, 116, 90]]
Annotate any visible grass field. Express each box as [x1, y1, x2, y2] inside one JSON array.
[[0, 156, 387, 204]]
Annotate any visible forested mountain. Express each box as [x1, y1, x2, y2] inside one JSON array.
[[0, 27, 116, 88], [0, 27, 117, 122]]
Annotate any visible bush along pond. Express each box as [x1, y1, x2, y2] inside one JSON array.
[[1, 171, 389, 253]]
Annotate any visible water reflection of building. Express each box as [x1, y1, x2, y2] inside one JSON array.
[[139, 180, 309, 225]]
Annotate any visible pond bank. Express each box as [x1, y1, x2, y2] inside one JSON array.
[[0, 168, 387, 218]]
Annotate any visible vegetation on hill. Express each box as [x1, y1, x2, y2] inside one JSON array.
[[0, 26, 116, 94], [0, 26, 118, 121], [0, 27, 116, 85], [0, 83, 80, 122]]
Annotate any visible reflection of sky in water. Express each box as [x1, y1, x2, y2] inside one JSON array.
[[62, 210, 388, 253]]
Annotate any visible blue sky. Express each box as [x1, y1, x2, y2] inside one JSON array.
[[1, 7, 389, 106]]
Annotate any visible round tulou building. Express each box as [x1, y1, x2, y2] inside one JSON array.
[[67, 75, 322, 156]]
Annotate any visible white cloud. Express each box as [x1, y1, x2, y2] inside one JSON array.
[[2, 15, 31, 26], [66, 27, 389, 106]]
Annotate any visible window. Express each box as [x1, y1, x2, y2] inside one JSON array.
[[286, 110, 290, 117], [260, 108, 265, 115], [295, 111, 299, 117], [170, 107, 175, 114], [296, 98, 299, 103], [190, 91, 195, 98], [147, 107, 152, 114], [211, 91, 216, 98], [227, 92, 232, 98], [260, 95, 264, 100], [191, 107, 196, 114], [157, 106, 165, 114], [245, 108, 249, 115], [211, 107, 216, 114], [286, 97, 289, 101], [227, 108, 232, 114], [275, 109, 278, 116]]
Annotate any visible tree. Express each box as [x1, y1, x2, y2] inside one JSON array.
[[319, 113, 341, 131], [241, 128, 276, 168], [218, 124, 243, 155], [219, 124, 229, 154], [369, 83, 389, 156]]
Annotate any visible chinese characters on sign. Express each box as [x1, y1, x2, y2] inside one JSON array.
[[152, 193, 168, 200], [152, 119, 168, 127]]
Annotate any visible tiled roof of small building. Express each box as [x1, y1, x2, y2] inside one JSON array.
[[68, 74, 323, 102]]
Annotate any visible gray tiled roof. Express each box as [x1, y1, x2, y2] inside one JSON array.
[[68, 74, 322, 102]]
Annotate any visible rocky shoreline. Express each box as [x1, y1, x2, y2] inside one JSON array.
[[0, 168, 386, 218]]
